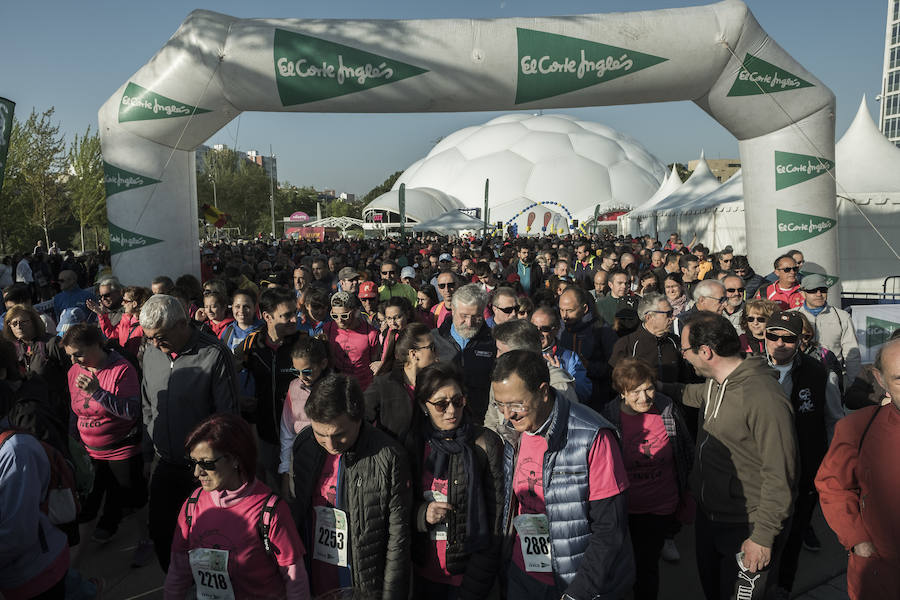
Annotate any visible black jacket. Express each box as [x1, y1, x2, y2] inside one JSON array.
[[239, 330, 303, 444], [786, 353, 829, 493], [292, 421, 412, 600], [558, 312, 617, 411], [433, 320, 496, 424], [364, 367, 416, 444], [406, 420, 505, 599], [502, 259, 544, 295]]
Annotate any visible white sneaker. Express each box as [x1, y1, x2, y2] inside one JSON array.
[[661, 538, 680, 562]]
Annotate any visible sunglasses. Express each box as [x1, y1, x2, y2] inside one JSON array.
[[536, 324, 557, 333], [725, 287, 745, 294], [427, 395, 466, 413], [8, 319, 32, 328], [746, 316, 767, 323], [290, 367, 314, 377], [649, 309, 675, 317], [438, 283, 456, 289], [187, 455, 226, 471], [765, 331, 799, 344], [493, 305, 516, 314], [805, 287, 828, 294], [381, 270, 396, 275], [330, 312, 353, 321], [779, 266, 799, 272], [720, 258, 733, 264]]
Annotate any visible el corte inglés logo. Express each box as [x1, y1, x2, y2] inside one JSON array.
[[274, 29, 428, 106], [776, 209, 836, 247], [775, 151, 834, 190], [109, 223, 163, 255], [727, 54, 814, 97], [866, 316, 899, 348], [516, 28, 667, 104], [118, 82, 212, 123], [103, 162, 160, 198]]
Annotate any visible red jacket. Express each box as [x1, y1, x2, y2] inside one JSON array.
[[815, 404, 900, 599], [757, 282, 803, 311]]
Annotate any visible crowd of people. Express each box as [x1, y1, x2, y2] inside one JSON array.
[[0, 230, 896, 600]]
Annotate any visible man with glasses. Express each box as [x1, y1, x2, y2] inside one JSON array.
[[492, 349, 633, 600], [722, 274, 746, 332], [610, 293, 683, 391], [433, 283, 496, 424], [677, 313, 797, 600], [489, 286, 520, 327], [378, 260, 417, 305], [531, 306, 591, 402], [716, 246, 735, 272], [793, 273, 860, 388], [96, 275, 125, 327], [756, 255, 803, 310], [431, 271, 457, 328], [675, 279, 728, 337], [357, 281, 380, 328], [139, 294, 239, 571]]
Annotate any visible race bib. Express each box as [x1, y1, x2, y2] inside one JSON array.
[[189, 548, 234, 600], [313, 506, 349, 567], [513, 513, 552, 573], [425, 490, 448, 541]]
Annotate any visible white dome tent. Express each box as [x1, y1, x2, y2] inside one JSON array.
[[363, 186, 465, 231], [363, 113, 667, 234]]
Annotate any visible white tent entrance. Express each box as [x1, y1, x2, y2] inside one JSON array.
[[99, 0, 837, 286]]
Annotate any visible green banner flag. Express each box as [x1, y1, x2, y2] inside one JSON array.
[[866, 315, 900, 349], [774, 150, 834, 191], [109, 222, 163, 255], [727, 53, 814, 97], [0, 97, 15, 194], [776, 209, 836, 247], [104, 162, 161, 197], [398, 183, 406, 237], [118, 82, 211, 123]]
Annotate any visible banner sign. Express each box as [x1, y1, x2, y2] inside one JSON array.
[[0, 97, 14, 193], [849, 304, 900, 364]]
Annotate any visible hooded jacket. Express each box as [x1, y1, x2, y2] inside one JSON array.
[[681, 355, 798, 547]]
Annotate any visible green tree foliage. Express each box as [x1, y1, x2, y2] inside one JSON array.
[[66, 126, 105, 253], [361, 170, 403, 205], [19, 109, 68, 248], [275, 183, 318, 220], [197, 146, 272, 235], [666, 162, 692, 183]]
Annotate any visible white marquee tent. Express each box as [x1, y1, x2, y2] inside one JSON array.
[[411, 210, 487, 235]]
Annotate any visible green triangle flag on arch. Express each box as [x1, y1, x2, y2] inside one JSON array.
[[775, 151, 834, 191], [109, 223, 163, 255], [727, 53, 814, 97], [118, 82, 212, 123], [103, 162, 160, 197], [515, 28, 668, 104], [776, 209, 836, 247], [866, 316, 900, 348], [274, 29, 429, 106]]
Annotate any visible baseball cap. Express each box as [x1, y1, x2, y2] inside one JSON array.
[[338, 266, 360, 281], [800, 274, 828, 291], [358, 281, 377, 299], [766, 311, 803, 337], [400, 266, 416, 280], [439, 253, 453, 262]]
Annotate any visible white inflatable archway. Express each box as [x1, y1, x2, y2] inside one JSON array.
[[99, 0, 836, 285]]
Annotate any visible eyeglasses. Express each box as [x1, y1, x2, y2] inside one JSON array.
[[413, 342, 435, 352], [146, 330, 172, 344], [438, 282, 456, 289], [493, 305, 516, 314], [765, 331, 799, 344], [381, 270, 396, 275], [427, 395, 466, 413], [330, 312, 353, 321], [680, 345, 698, 355], [720, 258, 733, 264], [289, 367, 314, 377], [649, 309, 675, 318], [704, 296, 727, 304], [536, 324, 557, 333], [725, 287, 745, 294], [746, 316, 767, 323], [8, 319, 32, 328], [779, 266, 799, 272], [492, 400, 529, 413], [187, 455, 226, 471], [123, 297, 137, 304], [805, 287, 828, 294]]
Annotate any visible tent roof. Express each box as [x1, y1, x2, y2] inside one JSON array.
[[362, 187, 466, 223], [412, 209, 486, 234], [836, 96, 900, 194], [665, 169, 744, 215], [630, 153, 720, 217]]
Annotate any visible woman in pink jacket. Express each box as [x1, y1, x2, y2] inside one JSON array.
[[88, 285, 151, 358], [62, 323, 145, 543]]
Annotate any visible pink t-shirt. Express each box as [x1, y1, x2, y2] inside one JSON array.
[[310, 453, 342, 597], [620, 410, 679, 515], [68, 355, 141, 460], [431, 303, 452, 328], [325, 320, 379, 390], [283, 379, 311, 434], [512, 428, 628, 584], [417, 446, 464, 586], [171, 479, 305, 600]]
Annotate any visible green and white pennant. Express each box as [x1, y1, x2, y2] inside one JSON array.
[[727, 53, 814, 97], [776, 209, 836, 247], [109, 222, 163, 255], [866, 315, 900, 348], [104, 162, 160, 197], [775, 151, 834, 191], [118, 82, 212, 123]]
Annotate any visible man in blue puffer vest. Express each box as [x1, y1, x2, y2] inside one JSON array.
[[492, 350, 634, 600]]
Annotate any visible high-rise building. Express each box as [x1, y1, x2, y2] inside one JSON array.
[[880, 0, 900, 145]]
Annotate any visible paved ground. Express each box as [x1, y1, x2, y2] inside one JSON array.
[[73, 505, 849, 599]]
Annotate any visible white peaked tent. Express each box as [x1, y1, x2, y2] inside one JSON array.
[[835, 97, 900, 293], [411, 210, 486, 235], [668, 170, 746, 253], [619, 164, 682, 237]]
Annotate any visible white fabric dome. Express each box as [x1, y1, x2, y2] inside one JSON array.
[[367, 113, 666, 228], [363, 186, 465, 224]]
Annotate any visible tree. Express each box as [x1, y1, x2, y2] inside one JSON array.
[[666, 162, 692, 183], [67, 126, 105, 252], [197, 146, 271, 235], [361, 170, 403, 205], [16, 108, 67, 248]]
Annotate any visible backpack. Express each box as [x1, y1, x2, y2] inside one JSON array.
[[184, 488, 282, 557], [0, 429, 80, 525]]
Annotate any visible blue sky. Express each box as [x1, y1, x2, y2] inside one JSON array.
[[0, 0, 888, 195]]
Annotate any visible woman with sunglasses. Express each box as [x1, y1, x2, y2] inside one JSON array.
[[324, 291, 380, 391], [89, 285, 151, 359], [739, 299, 779, 355], [1, 304, 70, 402], [279, 336, 330, 498], [407, 362, 504, 600], [364, 323, 436, 444], [603, 357, 693, 600], [165, 413, 310, 600]]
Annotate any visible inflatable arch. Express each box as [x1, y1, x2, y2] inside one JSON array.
[[99, 0, 836, 285]]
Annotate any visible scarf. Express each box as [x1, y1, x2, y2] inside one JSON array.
[[669, 294, 688, 316], [423, 420, 490, 553]]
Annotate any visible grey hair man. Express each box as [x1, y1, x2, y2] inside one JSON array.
[[140, 294, 239, 571], [433, 283, 495, 423], [675, 279, 727, 337], [610, 292, 683, 392], [722, 274, 746, 332], [96, 275, 125, 327]]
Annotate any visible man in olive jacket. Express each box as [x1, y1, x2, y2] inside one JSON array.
[[292, 373, 411, 600]]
